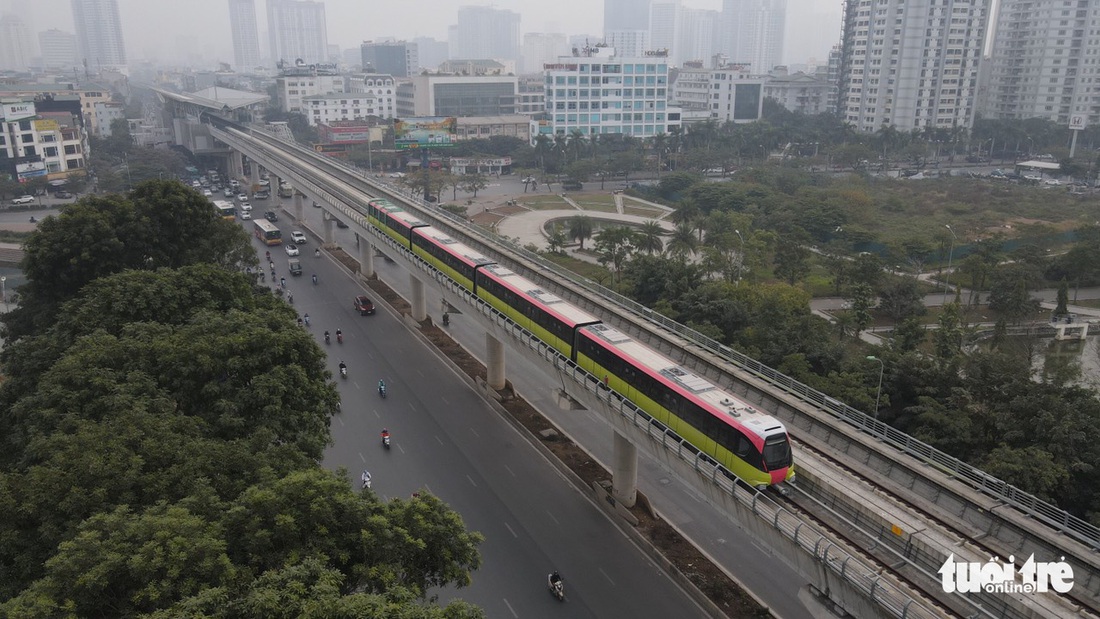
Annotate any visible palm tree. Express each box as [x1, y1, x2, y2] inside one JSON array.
[[666, 221, 699, 262], [534, 134, 552, 172], [567, 215, 594, 250], [568, 130, 587, 163], [651, 132, 668, 177], [634, 220, 666, 254], [546, 224, 568, 254]]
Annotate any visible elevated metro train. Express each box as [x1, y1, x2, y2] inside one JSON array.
[[366, 197, 794, 488]]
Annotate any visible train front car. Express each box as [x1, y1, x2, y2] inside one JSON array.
[[575, 324, 794, 489], [476, 264, 601, 358]]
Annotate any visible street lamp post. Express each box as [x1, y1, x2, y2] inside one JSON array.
[[1, 276, 6, 310], [866, 355, 884, 418], [734, 229, 745, 286], [943, 224, 958, 303]]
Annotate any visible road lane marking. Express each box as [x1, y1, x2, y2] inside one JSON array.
[[397, 444, 405, 454], [503, 464, 515, 477], [466, 474, 478, 487], [470, 428, 480, 438], [435, 436, 444, 445], [502, 598, 518, 618], [358, 452, 365, 462], [546, 511, 559, 526], [503, 522, 518, 538], [599, 567, 615, 585]]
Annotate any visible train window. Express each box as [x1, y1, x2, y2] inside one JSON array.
[[762, 435, 792, 470], [734, 432, 753, 459]]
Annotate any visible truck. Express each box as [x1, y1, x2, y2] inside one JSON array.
[[288, 258, 302, 276], [278, 183, 294, 198]]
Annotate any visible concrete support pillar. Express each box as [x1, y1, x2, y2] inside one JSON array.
[[249, 163, 259, 191], [409, 273, 426, 321], [293, 191, 304, 221], [230, 152, 243, 180], [359, 236, 375, 278], [322, 213, 335, 246], [486, 334, 506, 391], [611, 431, 638, 508]]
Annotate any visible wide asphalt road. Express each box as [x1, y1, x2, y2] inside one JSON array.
[[275, 201, 814, 619], [243, 221, 707, 619]]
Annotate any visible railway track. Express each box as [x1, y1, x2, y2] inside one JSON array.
[[209, 117, 1099, 617]]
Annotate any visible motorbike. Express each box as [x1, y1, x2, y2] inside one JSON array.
[[548, 574, 565, 601], [324, 332, 331, 345], [378, 383, 386, 399], [336, 331, 343, 344], [382, 434, 391, 449], [442, 313, 450, 327], [339, 365, 347, 379], [361, 474, 371, 489]]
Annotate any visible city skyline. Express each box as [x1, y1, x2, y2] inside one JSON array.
[[13, 0, 842, 68]]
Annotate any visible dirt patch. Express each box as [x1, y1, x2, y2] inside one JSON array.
[[349, 262, 769, 618]]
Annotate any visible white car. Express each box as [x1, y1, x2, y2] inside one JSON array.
[[11, 195, 35, 205], [290, 231, 307, 244], [1043, 179, 1061, 186], [202, 189, 213, 197], [239, 210, 252, 220], [285, 244, 300, 256], [237, 193, 249, 202], [239, 202, 252, 211]]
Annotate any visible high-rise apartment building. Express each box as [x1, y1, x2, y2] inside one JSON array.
[[543, 46, 681, 137], [267, 0, 329, 66], [39, 29, 79, 70], [604, 30, 650, 59], [983, 0, 1100, 127], [605, 0, 650, 33], [70, 0, 127, 73], [413, 36, 449, 71], [838, 0, 990, 133], [228, 0, 262, 71], [521, 33, 568, 75], [649, 1, 721, 67], [448, 6, 521, 64], [361, 41, 418, 77], [721, 0, 786, 73], [0, 14, 33, 71]]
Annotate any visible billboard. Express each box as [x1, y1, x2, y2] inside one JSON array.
[[16, 161, 47, 181], [34, 119, 60, 132], [394, 116, 457, 150], [3, 101, 36, 122]]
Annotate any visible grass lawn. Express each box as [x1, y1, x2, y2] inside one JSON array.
[[575, 201, 619, 213], [622, 204, 666, 218], [517, 195, 574, 209], [541, 251, 613, 283]]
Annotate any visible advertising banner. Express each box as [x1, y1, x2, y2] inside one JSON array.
[[34, 119, 60, 132], [394, 116, 457, 149], [3, 102, 36, 122], [16, 161, 47, 181]]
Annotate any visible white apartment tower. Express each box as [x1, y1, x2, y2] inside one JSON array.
[[605, 0, 650, 32], [449, 6, 521, 65], [267, 0, 329, 66], [721, 0, 786, 73], [228, 0, 262, 71], [522, 33, 569, 75], [604, 30, 650, 59], [70, 0, 127, 73], [543, 46, 681, 137], [984, 0, 1100, 127], [39, 29, 79, 71], [839, 0, 990, 133], [0, 14, 33, 71]]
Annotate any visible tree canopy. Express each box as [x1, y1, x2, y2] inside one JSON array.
[[0, 181, 485, 616]]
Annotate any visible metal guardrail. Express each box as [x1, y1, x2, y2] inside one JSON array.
[[227, 121, 1100, 553]]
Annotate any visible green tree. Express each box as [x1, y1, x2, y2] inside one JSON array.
[[633, 220, 666, 255], [567, 215, 594, 250], [460, 173, 489, 198], [848, 283, 875, 337], [773, 239, 811, 285], [594, 226, 635, 282], [545, 224, 568, 254], [933, 301, 964, 360], [877, 278, 925, 324], [666, 221, 700, 262], [987, 263, 1042, 323], [1055, 278, 1069, 316]]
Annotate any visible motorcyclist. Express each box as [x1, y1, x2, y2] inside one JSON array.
[[378, 379, 386, 396], [361, 469, 371, 489], [381, 428, 390, 440], [312, 274, 318, 285], [336, 328, 343, 343], [314, 248, 321, 258], [550, 571, 562, 586], [296, 317, 304, 328], [280, 277, 286, 289], [338, 360, 347, 376], [324, 330, 331, 344], [303, 313, 310, 326]]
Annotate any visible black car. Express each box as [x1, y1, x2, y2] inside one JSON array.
[[55, 191, 74, 199], [264, 211, 279, 222]]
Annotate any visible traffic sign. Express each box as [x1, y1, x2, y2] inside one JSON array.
[[1069, 115, 1088, 131]]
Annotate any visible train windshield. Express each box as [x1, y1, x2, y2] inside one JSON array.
[[762, 434, 792, 470]]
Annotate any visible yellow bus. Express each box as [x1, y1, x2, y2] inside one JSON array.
[[253, 219, 282, 246], [212, 199, 236, 220]]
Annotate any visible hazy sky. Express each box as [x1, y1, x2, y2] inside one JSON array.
[[15, 0, 843, 67]]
